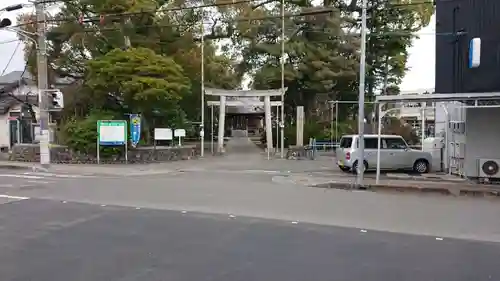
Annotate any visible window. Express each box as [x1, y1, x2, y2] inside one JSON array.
[[339, 137, 352, 148], [354, 137, 381, 149], [364, 138, 379, 149], [384, 137, 408, 149]]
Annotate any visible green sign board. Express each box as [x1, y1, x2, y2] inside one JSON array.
[[97, 120, 127, 146]]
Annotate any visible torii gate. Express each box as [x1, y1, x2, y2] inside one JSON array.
[[204, 88, 286, 153]]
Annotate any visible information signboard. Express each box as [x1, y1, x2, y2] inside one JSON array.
[[97, 120, 128, 164], [98, 120, 127, 145]]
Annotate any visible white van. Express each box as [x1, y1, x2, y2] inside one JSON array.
[[336, 134, 433, 174]]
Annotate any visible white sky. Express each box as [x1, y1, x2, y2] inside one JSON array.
[[0, 0, 435, 92]]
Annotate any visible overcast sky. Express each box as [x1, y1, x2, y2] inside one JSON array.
[[0, 0, 435, 91]]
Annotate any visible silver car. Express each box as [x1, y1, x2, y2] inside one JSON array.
[[336, 134, 433, 173]]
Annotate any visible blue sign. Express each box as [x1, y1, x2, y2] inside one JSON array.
[[129, 114, 141, 147], [469, 37, 481, 68]]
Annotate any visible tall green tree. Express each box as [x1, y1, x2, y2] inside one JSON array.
[[85, 47, 190, 128], [17, 0, 240, 123]]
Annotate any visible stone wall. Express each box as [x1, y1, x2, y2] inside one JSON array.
[[9, 144, 202, 164]]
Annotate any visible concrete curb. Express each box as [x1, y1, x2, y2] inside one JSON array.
[[384, 173, 467, 183], [311, 182, 500, 199], [0, 164, 33, 170]]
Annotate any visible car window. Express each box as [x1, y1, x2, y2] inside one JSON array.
[[339, 137, 353, 148], [364, 138, 379, 149], [354, 137, 380, 149], [384, 137, 408, 149]]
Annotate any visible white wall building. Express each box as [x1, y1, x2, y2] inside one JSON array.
[[394, 88, 435, 137], [0, 84, 40, 150]]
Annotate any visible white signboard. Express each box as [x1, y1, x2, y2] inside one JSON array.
[[154, 128, 173, 140], [174, 129, 186, 137], [98, 120, 127, 145]]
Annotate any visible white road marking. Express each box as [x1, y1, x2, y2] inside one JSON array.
[[360, 229, 368, 233], [435, 237, 444, 241], [228, 214, 236, 218], [181, 210, 187, 214], [0, 194, 29, 200], [23, 172, 92, 178], [291, 221, 298, 224], [0, 174, 44, 179], [26, 180, 50, 184], [0, 183, 14, 188]]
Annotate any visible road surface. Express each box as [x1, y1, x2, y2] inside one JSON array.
[[0, 198, 499, 281], [1, 138, 499, 280]]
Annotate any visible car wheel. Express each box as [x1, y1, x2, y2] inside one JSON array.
[[339, 166, 350, 172], [352, 161, 368, 174], [413, 159, 429, 173]]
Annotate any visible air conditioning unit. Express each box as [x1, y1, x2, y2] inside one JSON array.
[[478, 159, 500, 178]]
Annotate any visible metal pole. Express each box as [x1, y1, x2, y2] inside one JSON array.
[[211, 105, 214, 154], [376, 104, 383, 184], [200, 17, 205, 157], [36, 0, 50, 168], [421, 104, 426, 149], [330, 103, 334, 146], [356, 0, 367, 186], [280, 0, 285, 158], [275, 105, 279, 153], [335, 101, 338, 143]]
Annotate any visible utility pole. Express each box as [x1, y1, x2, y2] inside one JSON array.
[[36, 0, 50, 168], [280, 0, 285, 158], [200, 15, 205, 157], [356, 0, 367, 187]]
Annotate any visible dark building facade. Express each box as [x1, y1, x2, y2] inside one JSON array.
[[436, 0, 500, 93]]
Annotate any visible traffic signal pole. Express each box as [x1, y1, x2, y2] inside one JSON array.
[[36, 0, 51, 168]]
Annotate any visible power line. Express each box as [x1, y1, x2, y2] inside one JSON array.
[[1, 40, 21, 76], [13, 0, 436, 27], [14, 8, 335, 33], [0, 38, 21, 45]]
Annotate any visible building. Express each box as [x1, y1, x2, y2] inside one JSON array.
[[433, 0, 500, 179], [395, 89, 435, 138], [0, 71, 72, 150], [436, 0, 500, 94]]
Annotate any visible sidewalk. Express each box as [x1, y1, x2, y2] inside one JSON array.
[[310, 176, 500, 198]]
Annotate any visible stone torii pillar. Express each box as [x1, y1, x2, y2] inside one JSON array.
[[217, 95, 226, 152], [264, 96, 273, 152]]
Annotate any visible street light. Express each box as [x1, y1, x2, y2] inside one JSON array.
[[1, 4, 24, 12], [0, 3, 27, 28], [0, 18, 12, 28]]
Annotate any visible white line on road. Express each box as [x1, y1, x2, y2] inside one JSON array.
[[26, 180, 51, 184], [0, 194, 29, 200], [0, 174, 45, 179], [23, 172, 93, 178]]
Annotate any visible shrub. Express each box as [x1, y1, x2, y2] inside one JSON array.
[[58, 110, 123, 157]]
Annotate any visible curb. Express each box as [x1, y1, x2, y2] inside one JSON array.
[[384, 174, 467, 183], [0, 164, 32, 170], [311, 182, 500, 199]]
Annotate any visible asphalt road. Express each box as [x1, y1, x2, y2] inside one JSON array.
[[2, 166, 500, 242], [0, 198, 499, 281]]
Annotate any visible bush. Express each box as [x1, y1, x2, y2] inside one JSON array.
[[58, 110, 123, 157]]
